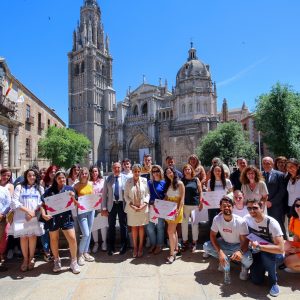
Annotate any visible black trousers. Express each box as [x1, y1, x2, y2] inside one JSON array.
[[108, 202, 128, 251]]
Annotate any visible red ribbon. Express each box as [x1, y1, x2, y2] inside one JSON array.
[[65, 198, 74, 208], [77, 204, 86, 211], [167, 209, 177, 217], [153, 206, 160, 214], [45, 205, 56, 212], [201, 199, 210, 206], [93, 198, 102, 208]]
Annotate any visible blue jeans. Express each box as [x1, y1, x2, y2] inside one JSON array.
[[78, 211, 95, 254], [146, 218, 165, 247], [203, 238, 253, 269], [40, 229, 50, 253], [250, 252, 284, 286]]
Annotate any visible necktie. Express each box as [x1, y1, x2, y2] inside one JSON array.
[[114, 176, 119, 201], [265, 172, 270, 184]]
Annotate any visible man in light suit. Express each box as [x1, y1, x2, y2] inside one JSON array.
[[102, 162, 128, 255], [262, 157, 287, 239]]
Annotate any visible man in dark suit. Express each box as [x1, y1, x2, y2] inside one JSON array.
[[230, 157, 247, 191], [102, 162, 128, 255], [262, 157, 287, 239]]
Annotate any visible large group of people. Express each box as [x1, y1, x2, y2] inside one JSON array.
[[0, 154, 299, 297]]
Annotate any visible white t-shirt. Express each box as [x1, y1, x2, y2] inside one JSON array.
[[233, 207, 248, 218], [244, 214, 283, 243], [211, 213, 249, 244], [287, 179, 300, 207], [208, 179, 232, 193]]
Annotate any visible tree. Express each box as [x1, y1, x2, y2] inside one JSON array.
[[38, 126, 91, 169], [196, 121, 256, 166], [255, 83, 300, 158]]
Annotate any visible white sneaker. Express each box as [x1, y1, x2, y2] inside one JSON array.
[[78, 255, 85, 266], [70, 260, 80, 274], [92, 243, 99, 254], [7, 249, 14, 260], [83, 253, 95, 262], [202, 251, 210, 259], [101, 241, 107, 251], [239, 266, 248, 280], [53, 258, 62, 273]]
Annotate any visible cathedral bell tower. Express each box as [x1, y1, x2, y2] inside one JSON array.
[[68, 0, 116, 165]]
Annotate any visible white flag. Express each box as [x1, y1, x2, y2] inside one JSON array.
[[16, 94, 24, 103]]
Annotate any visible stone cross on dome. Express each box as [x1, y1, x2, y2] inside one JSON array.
[[84, 0, 97, 6]]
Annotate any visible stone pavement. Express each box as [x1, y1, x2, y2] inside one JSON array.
[[0, 247, 299, 300]]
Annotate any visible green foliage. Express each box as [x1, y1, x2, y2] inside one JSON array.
[[255, 83, 300, 158], [196, 121, 256, 167], [38, 126, 91, 168]]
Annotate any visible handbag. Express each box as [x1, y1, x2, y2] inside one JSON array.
[[6, 210, 14, 224]]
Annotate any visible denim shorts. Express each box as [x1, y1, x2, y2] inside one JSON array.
[[48, 212, 74, 232]]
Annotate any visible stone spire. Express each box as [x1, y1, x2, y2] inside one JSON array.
[[188, 42, 198, 61], [84, 0, 98, 6], [222, 98, 229, 122]]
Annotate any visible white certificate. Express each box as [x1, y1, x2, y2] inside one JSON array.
[[202, 191, 226, 209], [191, 208, 209, 224], [149, 205, 158, 224], [154, 199, 177, 221], [44, 191, 74, 216], [77, 194, 102, 214], [247, 233, 272, 245], [92, 214, 108, 231]]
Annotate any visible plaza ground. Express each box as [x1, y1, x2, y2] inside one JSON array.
[[0, 245, 299, 300]]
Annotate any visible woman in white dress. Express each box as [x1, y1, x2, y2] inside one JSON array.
[[90, 165, 107, 253], [10, 168, 44, 271], [124, 164, 149, 258]]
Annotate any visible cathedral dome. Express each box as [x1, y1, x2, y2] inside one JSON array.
[[176, 45, 210, 82]]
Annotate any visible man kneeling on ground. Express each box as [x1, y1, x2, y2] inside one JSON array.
[[245, 199, 284, 297], [203, 196, 253, 281]]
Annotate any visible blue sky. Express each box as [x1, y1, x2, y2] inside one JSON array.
[[1, 0, 299, 124]]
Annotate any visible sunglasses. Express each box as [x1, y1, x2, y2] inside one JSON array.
[[295, 204, 300, 208], [152, 170, 160, 174], [247, 207, 259, 211]]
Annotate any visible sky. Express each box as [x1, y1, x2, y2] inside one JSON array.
[[1, 0, 300, 124]]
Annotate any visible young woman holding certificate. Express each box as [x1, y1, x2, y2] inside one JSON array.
[[41, 171, 80, 274], [147, 165, 166, 255], [10, 168, 44, 272], [124, 164, 149, 258], [74, 167, 95, 266], [164, 167, 185, 264], [90, 166, 107, 253]]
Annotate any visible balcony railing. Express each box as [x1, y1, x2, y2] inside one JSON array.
[[26, 115, 34, 125], [0, 95, 17, 118]]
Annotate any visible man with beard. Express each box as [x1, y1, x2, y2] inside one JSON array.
[[245, 199, 284, 297], [203, 196, 252, 280]]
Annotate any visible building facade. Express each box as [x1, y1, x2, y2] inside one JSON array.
[[68, 0, 115, 165], [108, 45, 218, 169], [68, 0, 219, 169], [0, 58, 65, 176]]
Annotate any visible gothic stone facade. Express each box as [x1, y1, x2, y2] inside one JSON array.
[[69, 1, 219, 169], [108, 46, 218, 169], [68, 0, 115, 165]]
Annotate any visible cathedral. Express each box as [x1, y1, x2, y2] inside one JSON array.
[[68, 0, 226, 168]]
